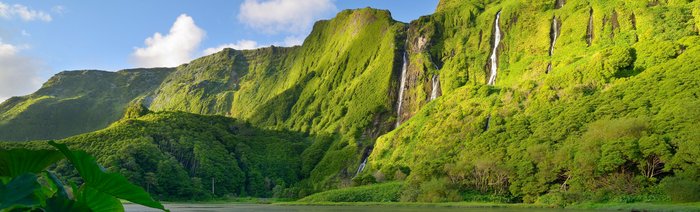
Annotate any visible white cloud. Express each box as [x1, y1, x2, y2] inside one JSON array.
[[283, 36, 305, 46], [238, 0, 336, 34], [0, 40, 18, 56], [132, 14, 205, 68], [0, 2, 52, 22], [0, 39, 43, 102], [203, 40, 259, 55]]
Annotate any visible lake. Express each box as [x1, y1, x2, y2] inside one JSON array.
[[124, 204, 589, 212]]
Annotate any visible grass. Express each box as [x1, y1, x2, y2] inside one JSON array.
[[299, 182, 404, 203]]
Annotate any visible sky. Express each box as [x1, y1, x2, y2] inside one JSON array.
[[0, 0, 439, 102]]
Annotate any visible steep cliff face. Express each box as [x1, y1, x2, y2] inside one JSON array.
[[0, 68, 173, 141], [394, 0, 700, 123], [396, 16, 444, 125], [230, 8, 403, 140], [367, 0, 700, 203], [148, 47, 298, 116]]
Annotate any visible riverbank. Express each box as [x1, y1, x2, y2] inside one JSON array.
[[278, 201, 700, 211], [130, 200, 700, 212]]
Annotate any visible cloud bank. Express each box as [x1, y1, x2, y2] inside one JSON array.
[[238, 0, 335, 34], [132, 14, 205, 68], [0, 2, 52, 22], [0, 39, 43, 102]]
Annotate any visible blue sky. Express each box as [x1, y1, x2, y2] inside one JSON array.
[[0, 0, 438, 101]]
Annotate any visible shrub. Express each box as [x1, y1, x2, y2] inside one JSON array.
[[661, 177, 700, 203]]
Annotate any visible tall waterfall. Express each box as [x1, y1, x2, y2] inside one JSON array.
[[550, 17, 559, 56], [488, 11, 502, 86], [586, 9, 594, 46], [396, 52, 408, 127], [430, 75, 440, 101]]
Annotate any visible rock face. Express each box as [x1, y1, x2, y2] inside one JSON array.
[[395, 16, 444, 124]]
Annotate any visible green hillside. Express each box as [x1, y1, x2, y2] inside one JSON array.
[[0, 68, 173, 141], [3, 110, 316, 200], [364, 0, 700, 204], [1, 0, 699, 206]]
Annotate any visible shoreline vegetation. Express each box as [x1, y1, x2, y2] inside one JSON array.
[[128, 182, 700, 212], [125, 200, 700, 212]]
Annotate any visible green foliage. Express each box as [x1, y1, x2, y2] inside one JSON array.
[[0, 111, 315, 200], [0, 173, 40, 210], [0, 149, 63, 178], [371, 28, 700, 207], [50, 141, 165, 210], [299, 182, 403, 202], [0, 141, 166, 212], [661, 176, 700, 203]]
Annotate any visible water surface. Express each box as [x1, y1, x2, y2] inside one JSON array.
[[124, 204, 591, 212]]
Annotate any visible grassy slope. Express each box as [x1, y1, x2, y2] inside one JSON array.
[[0, 68, 173, 141], [299, 182, 404, 203]]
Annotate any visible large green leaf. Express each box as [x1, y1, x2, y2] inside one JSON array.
[[49, 141, 167, 211], [44, 195, 91, 212], [45, 171, 69, 198], [0, 173, 40, 210], [77, 186, 124, 212], [0, 149, 63, 177]]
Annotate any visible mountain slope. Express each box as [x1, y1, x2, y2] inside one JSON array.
[[0, 68, 173, 141], [0, 8, 404, 144], [364, 0, 700, 203]]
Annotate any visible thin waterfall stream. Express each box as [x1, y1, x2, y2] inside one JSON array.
[[396, 52, 408, 127], [550, 17, 559, 56], [547, 16, 560, 74], [430, 75, 440, 101], [488, 11, 502, 85], [355, 157, 368, 177]]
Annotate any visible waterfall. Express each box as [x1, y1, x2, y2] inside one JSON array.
[[396, 52, 408, 127], [586, 9, 594, 46], [554, 0, 566, 9], [550, 17, 559, 56], [485, 115, 491, 131], [547, 16, 559, 74], [488, 11, 502, 86], [430, 75, 440, 101], [355, 158, 368, 177]]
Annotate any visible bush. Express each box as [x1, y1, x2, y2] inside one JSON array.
[[299, 182, 403, 202], [661, 177, 700, 203]]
